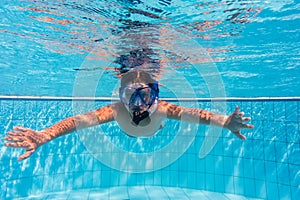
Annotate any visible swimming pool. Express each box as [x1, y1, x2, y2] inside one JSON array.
[[1, 0, 299, 199]]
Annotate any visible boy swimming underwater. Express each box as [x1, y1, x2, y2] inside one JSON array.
[[4, 70, 254, 161]]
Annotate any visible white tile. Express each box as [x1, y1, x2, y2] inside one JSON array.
[[163, 187, 189, 200], [182, 188, 210, 200], [88, 188, 109, 200], [109, 186, 129, 200], [127, 186, 150, 200], [145, 186, 169, 199]]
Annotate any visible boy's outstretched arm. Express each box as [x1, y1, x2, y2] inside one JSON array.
[[4, 104, 115, 161], [159, 101, 254, 140]]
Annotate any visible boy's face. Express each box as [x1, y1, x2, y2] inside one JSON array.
[[119, 83, 157, 110]]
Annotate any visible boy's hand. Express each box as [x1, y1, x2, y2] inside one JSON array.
[[4, 126, 48, 161], [225, 106, 254, 140]]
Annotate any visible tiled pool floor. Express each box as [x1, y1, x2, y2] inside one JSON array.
[[16, 186, 263, 200]]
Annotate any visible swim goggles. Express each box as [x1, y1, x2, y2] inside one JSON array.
[[119, 82, 159, 107]]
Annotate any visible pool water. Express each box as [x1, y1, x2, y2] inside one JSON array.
[[0, 0, 300, 199]]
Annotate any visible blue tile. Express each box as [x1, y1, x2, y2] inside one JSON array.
[[288, 164, 300, 187], [233, 157, 244, 177], [264, 102, 274, 120], [222, 138, 234, 157], [214, 156, 224, 175], [72, 171, 84, 189], [51, 173, 66, 192], [110, 170, 121, 186], [275, 142, 288, 163], [187, 171, 196, 188], [0, 100, 13, 119], [92, 171, 101, 187], [144, 172, 154, 185], [83, 171, 93, 189], [178, 171, 189, 188], [231, 140, 244, 158], [214, 174, 225, 193], [161, 171, 171, 186], [35, 101, 49, 119], [118, 173, 128, 186], [285, 101, 298, 122], [223, 175, 234, 194], [24, 101, 38, 119], [135, 173, 145, 186], [264, 141, 276, 162], [29, 175, 44, 195], [254, 180, 266, 199], [251, 120, 263, 140], [264, 161, 277, 183], [196, 157, 205, 173], [288, 143, 300, 165], [128, 173, 139, 187], [241, 102, 253, 118], [253, 160, 266, 181], [265, 182, 279, 200], [205, 155, 215, 174], [100, 170, 111, 187], [243, 140, 253, 159], [56, 101, 73, 118], [186, 153, 197, 172], [251, 102, 265, 121], [243, 178, 256, 197], [169, 170, 179, 187], [43, 175, 53, 193], [5, 180, 16, 199], [165, 155, 178, 171], [178, 154, 188, 171], [252, 140, 264, 160], [274, 122, 286, 142], [153, 170, 162, 185], [233, 177, 244, 195], [263, 121, 277, 141], [274, 102, 286, 122], [205, 173, 214, 191], [0, 179, 6, 199], [286, 122, 299, 143], [195, 172, 205, 190], [291, 186, 300, 200], [223, 156, 233, 176], [278, 184, 292, 200], [7, 177, 33, 198], [243, 158, 254, 179], [211, 138, 223, 156]]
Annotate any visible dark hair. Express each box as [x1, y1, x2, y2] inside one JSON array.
[[121, 70, 156, 87]]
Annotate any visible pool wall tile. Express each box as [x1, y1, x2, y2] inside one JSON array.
[[243, 178, 256, 198], [254, 180, 266, 199], [265, 182, 279, 200], [195, 172, 205, 190], [233, 177, 244, 195], [274, 102, 286, 121], [278, 184, 292, 200], [205, 173, 215, 191], [223, 175, 235, 194], [1, 99, 299, 199], [214, 174, 225, 193], [285, 101, 297, 122], [291, 186, 300, 200], [289, 164, 300, 187]]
